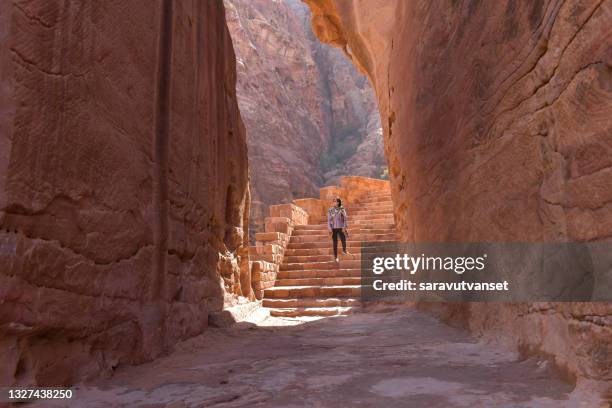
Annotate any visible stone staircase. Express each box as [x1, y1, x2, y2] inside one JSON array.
[[262, 188, 397, 317]]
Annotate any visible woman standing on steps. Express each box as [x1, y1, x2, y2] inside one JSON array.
[[328, 197, 350, 262]]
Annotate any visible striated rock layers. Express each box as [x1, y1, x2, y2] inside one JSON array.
[[225, 0, 384, 239], [0, 1, 250, 385], [304, 0, 612, 391]]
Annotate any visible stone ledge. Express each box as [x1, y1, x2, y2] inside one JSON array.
[[208, 300, 263, 328]]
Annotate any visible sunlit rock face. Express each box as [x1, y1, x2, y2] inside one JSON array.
[[0, 1, 250, 385], [303, 0, 612, 389], [225, 0, 384, 240]]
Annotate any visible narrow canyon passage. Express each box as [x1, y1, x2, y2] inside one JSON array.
[[1, 0, 610, 405], [36, 307, 581, 408]]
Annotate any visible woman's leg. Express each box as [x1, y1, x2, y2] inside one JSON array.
[[332, 229, 339, 258], [338, 229, 347, 254]]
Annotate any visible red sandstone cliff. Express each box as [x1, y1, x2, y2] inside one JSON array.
[[225, 0, 384, 238], [304, 0, 612, 391], [0, 1, 250, 385]]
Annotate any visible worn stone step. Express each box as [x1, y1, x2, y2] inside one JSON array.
[[349, 195, 393, 203], [363, 192, 392, 198], [284, 247, 337, 256], [284, 253, 360, 263], [360, 246, 401, 253], [290, 230, 396, 239], [276, 269, 361, 279], [361, 199, 392, 204], [287, 241, 396, 250], [285, 247, 387, 256], [283, 247, 378, 256], [348, 206, 393, 218], [353, 219, 395, 225], [289, 233, 398, 243], [287, 241, 362, 249], [349, 209, 394, 215], [352, 219, 395, 225], [355, 202, 393, 208], [254, 232, 288, 242], [294, 226, 396, 235], [264, 285, 361, 298], [292, 227, 395, 236], [296, 222, 396, 231], [362, 196, 392, 201], [353, 211, 393, 216], [275, 276, 361, 286], [350, 214, 395, 221], [359, 194, 393, 201], [308, 214, 394, 224], [268, 306, 357, 317], [351, 214, 394, 220], [280, 259, 361, 271], [263, 297, 361, 308], [351, 209, 393, 215], [273, 276, 377, 286], [359, 197, 393, 205], [294, 224, 329, 230], [260, 186, 399, 311]]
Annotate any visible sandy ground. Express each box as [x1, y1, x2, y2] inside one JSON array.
[[32, 306, 605, 407]]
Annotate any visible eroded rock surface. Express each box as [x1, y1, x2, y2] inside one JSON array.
[[34, 307, 598, 408], [0, 1, 250, 385], [225, 0, 384, 238], [304, 0, 612, 391]]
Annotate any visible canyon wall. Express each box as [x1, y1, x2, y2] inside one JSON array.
[[0, 0, 250, 385], [225, 0, 384, 239], [304, 0, 612, 390]]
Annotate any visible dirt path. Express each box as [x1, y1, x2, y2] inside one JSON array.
[[38, 306, 594, 407]]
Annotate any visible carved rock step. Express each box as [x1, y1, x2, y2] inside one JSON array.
[[292, 227, 396, 236], [306, 218, 395, 226], [348, 220, 394, 226], [294, 222, 395, 231], [287, 241, 395, 250], [284, 253, 361, 263], [349, 209, 394, 215], [284, 245, 397, 255], [353, 199, 393, 205], [350, 218, 395, 225], [268, 306, 358, 317], [284, 248, 352, 256], [287, 241, 362, 249], [275, 277, 361, 286], [280, 259, 361, 271], [263, 297, 361, 308], [288, 233, 398, 243], [264, 285, 361, 298], [277, 268, 361, 279], [364, 192, 392, 198], [355, 197, 393, 204], [261, 187, 398, 317], [350, 214, 395, 221], [308, 216, 395, 224], [308, 207, 393, 219], [349, 205, 394, 212], [351, 209, 394, 215]]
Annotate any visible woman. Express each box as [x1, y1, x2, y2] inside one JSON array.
[[327, 197, 349, 262]]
